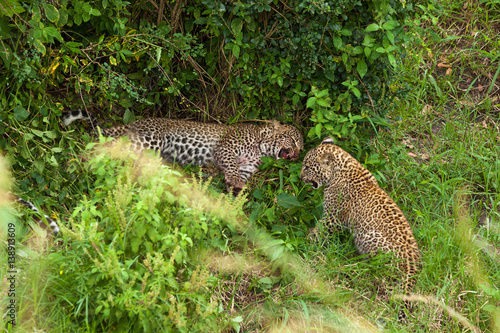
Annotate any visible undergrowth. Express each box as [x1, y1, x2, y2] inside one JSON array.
[[1, 0, 500, 332]]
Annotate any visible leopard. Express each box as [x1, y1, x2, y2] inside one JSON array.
[[62, 110, 304, 194], [300, 137, 421, 321], [8, 192, 60, 236]]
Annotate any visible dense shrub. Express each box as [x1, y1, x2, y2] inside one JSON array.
[[52, 143, 246, 331]]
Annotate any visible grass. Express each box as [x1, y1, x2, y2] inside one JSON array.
[[366, 0, 500, 330], [2, 0, 500, 331]]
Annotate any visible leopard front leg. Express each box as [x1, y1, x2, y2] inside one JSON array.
[[213, 147, 245, 195], [309, 194, 345, 241], [324, 198, 345, 231]]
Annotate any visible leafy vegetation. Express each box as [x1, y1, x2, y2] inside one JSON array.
[[1, 0, 500, 331]]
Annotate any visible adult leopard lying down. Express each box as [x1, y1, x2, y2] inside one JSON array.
[[63, 110, 304, 194]]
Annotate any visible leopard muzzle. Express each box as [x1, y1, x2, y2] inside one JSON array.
[[279, 147, 300, 161]]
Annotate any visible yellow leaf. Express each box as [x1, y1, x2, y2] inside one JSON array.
[[110, 56, 117, 66]]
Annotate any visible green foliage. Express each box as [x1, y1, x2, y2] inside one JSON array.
[[187, 0, 418, 128], [52, 146, 239, 331], [8, 0, 500, 331]]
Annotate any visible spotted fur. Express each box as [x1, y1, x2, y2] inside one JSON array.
[[63, 110, 304, 194], [8, 192, 60, 236], [300, 137, 420, 320]]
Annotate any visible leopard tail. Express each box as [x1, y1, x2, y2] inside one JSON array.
[[62, 109, 104, 136], [62, 109, 130, 138], [8, 192, 60, 236]]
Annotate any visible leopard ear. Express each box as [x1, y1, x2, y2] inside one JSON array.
[[321, 137, 335, 145], [272, 120, 281, 130], [320, 152, 335, 167]]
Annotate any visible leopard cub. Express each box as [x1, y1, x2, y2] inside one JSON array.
[[300, 137, 420, 321]]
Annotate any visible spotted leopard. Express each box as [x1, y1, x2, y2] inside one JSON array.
[[62, 110, 304, 194], [300, 137, 420, 321], [8, 192, 60, 236]]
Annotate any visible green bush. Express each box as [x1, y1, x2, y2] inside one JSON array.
[[186, 0, 417, 136], [51, 143, 246, 331]]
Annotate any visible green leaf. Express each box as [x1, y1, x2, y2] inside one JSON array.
[[316, 98, 329, 107], [315, 123, 322, 138], [247, 18, 256, 32], [386, 30, 395, 44], [43, 3, 59, 23], [365, 23, 380, 32], [58, 7, 68, 26], [123, 108, 135, 123], [0, 42, 12, 68], [306, 97, 316, 108], [340, 29, 352, 36], [74, 13, 82, 25], [352, 87, 361, 98], [34, 159, 45, 172], [231, 316, 244, 323], [44, 26, 63, 42], [89, 8, 101, 16], [13, 105, 29, 121], [357, 59, 368, 78], [231, 18, 243, 34], [82, 12, 91, 22], [49, 155, 59, 167], [31, 129, 44, 137], [316, 89, 329, 98], [131, 238, 141, 253], [333, 36, 343, 49], [324, 70, 336, 82], [232, 44, 240, 58], [33, 39, 46, 55], [269, 245, 284, 261], [44, 130, 57, 139], [0, 0, 25, 17], [387, 53, 396, 67], [352, 46, 363, 55], [276, 192, 303, 209], [382, 20, 397, 30], [155, 46, 161, 63], [364, 47, 371, 58], [483, 304, 497, 313], [277, 76, 283, 87], [363, 34, 375, 47], [235, 31, 243, 44]]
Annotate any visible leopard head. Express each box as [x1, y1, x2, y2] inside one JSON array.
[[262, 120, 304, 161], [300, 137, 346, 189]]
